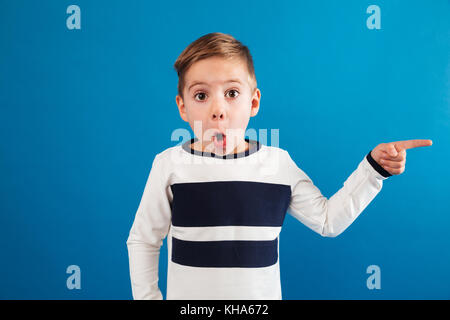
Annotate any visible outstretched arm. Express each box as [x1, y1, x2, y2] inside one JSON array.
[[285, 138, 432, 237]]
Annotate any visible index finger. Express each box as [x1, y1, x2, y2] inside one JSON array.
[[394, 139, 433, 150]]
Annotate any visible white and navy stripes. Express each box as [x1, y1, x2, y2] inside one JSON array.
[[126, 140, 389, 300], [170, 180, 290, 268]]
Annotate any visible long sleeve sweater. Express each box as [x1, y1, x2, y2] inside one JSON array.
[[126, 137, 390, 300]]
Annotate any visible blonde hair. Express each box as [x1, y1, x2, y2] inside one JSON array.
[[173, 32, 257, 100]]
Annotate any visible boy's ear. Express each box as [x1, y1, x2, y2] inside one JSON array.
[[250, 88, 261, 117], [175, 95, 189, 122]]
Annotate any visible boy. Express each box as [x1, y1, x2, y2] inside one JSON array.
[[126, 32, 432, 300]]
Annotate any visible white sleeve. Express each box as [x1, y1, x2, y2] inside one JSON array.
[[126, 153, 172, 299], [285, 150, 388, 237]]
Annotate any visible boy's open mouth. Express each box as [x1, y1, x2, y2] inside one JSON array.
[[212, 132, 226, 149]]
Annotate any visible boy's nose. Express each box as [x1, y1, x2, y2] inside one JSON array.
[[211, 103, 226, 120], [212, 111, 224, 120]]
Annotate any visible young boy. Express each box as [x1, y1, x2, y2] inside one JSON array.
[[126, 32, 432, 300]]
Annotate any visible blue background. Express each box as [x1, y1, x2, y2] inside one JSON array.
[[1, 0, 449, 299]]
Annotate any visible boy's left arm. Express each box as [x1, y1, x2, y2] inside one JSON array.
[[285, 139, 432, 237]]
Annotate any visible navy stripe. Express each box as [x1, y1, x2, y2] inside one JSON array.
[[171, 237, 278, 268], [170, 181, 291, 227]]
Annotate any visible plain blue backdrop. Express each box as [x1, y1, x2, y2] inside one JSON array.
[[0, 0, 449, 299]]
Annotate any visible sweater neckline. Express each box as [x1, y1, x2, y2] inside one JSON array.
[[181, 137, 262, 159]]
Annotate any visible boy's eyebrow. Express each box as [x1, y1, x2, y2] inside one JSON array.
[[188, 79, 242, 91]]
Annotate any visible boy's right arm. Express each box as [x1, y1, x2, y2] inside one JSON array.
[[126, 153, 172, 300]]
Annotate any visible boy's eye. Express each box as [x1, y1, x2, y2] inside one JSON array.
[[226, 89, 239, 98], [194, 92, 207, 101]]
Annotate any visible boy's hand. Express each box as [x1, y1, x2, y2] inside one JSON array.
[[370, 139, 433, 175]]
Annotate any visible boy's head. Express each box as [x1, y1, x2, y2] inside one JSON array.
[[174, 32, 261, 156]]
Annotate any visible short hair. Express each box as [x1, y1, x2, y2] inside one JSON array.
[[173, 32, 257, 100]]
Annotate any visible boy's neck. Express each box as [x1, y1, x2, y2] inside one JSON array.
[[191, 139, 249, 155]]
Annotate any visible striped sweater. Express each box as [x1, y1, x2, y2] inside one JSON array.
[[126, 137, 390, 300]]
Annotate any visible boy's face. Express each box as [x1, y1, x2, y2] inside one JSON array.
[[175, 56, 261, 155]]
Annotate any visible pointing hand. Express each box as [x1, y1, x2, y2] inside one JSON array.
[[370, 139, 433, 175]]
